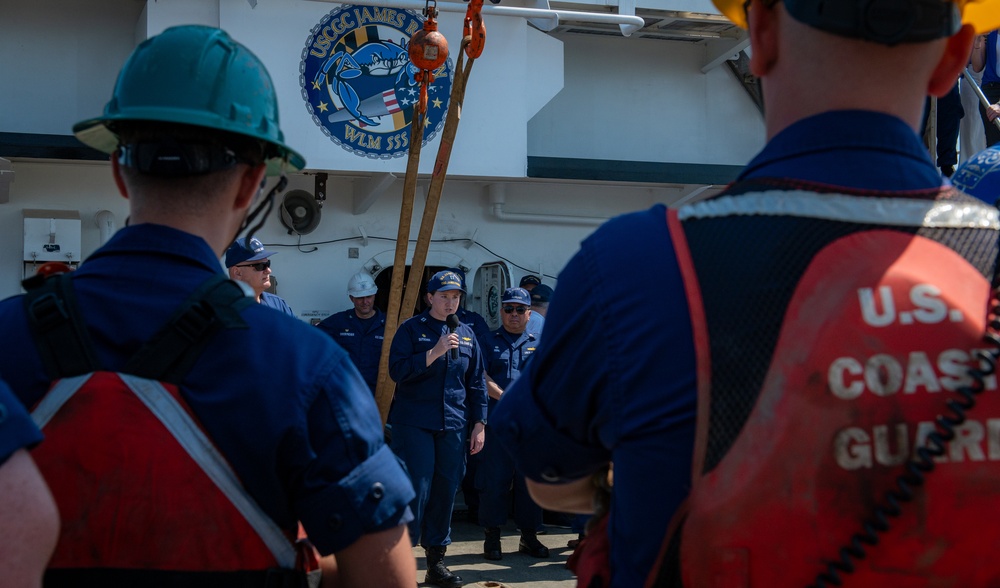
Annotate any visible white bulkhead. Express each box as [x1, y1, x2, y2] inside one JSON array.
[[0, 0, 765, 324]]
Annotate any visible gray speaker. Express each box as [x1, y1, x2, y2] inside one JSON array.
[[279, 190, 322, 235]]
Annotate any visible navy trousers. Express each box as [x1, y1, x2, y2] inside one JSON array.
[[392, 423, 467, 547], [922, 82, 964, 168], [476, 425, 542, 531]]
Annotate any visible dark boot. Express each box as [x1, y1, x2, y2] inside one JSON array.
[[424, 546, 464, 588], [483, 527, 502, 561], [518, 530, 550, 558]]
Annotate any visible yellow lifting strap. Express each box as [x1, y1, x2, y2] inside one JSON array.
[[374, 0, 490, 424]]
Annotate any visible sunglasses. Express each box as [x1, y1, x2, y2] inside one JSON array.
[[502, 306, 528, 315], [237, 260, 271, 271]]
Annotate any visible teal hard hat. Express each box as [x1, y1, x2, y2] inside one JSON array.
[[73, 25, 305, 174]]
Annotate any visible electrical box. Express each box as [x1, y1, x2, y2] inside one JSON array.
[[23, 209, 82, 278]]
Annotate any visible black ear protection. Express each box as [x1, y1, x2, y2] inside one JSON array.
[[118, 140, 253, 176]]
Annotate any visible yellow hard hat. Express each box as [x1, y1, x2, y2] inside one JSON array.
[[962, 0, 1000, 34], [715, 0, 1000, 35]]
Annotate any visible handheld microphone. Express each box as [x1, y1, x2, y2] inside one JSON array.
[[446, 314, 460, 361]]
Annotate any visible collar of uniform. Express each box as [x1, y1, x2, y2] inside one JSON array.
[[419, 310, 452, 326], [82, 223, 226, 274], [351, 308, 385, 323], [739, 110, 941, 191]]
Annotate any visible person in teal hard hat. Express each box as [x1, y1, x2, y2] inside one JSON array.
[[73, 23, 306, 248], [0, 25, 417, 587]]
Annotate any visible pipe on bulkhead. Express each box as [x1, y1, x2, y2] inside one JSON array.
[[95, 210, 117, 245], [487, 184, 607, 226]]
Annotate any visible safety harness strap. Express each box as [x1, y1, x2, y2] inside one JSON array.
[[24, 273, 100, 379], [124, 274, 253, 383], [25, 271, 296, 570], [24, 272, 253, 383]]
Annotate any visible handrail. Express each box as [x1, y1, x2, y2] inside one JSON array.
[[304, 0, 646, 36]]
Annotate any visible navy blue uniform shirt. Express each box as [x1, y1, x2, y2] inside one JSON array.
[[0, 224, 414, 555], [317, 308, 386, 394], [261, 291, 294, 317], [491, 110, 948, 587], [457, 307, 490, 340], [480, 327, 539, 413], [388, 311, 488, 430]]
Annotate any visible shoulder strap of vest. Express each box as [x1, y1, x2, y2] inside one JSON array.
[[23, 272, 101, 379], [24, 272, 253, 384], [124, 275, 253, 384]]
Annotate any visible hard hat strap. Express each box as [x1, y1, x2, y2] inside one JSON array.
[[238, 175, 288, 251]]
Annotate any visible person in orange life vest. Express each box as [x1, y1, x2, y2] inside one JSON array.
[[490, 1, 1000, 587], [0, 25, 416, 588], [226, 237, 295, 317], [0, 377, 58, 588]]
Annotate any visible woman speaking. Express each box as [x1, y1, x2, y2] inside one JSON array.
[[389, 270, 488, 588]]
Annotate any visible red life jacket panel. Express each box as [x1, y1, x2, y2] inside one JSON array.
[[22, 273, 304, 582], [33, 372, 296, 571], [649, 186, 1000, 587]]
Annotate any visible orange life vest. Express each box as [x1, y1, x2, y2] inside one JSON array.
[[649, 187, 1000, 587], [25, 273, 313, 587]]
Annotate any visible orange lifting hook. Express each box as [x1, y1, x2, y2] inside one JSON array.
[[463, 0, 487, 59], [410, 1, 448, 72], [409, 0, 449, 115]]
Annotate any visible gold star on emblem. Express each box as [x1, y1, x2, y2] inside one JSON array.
[[317, 101, 329, 113], [432, 97, 443, 108], [312, 80, 322, 90]]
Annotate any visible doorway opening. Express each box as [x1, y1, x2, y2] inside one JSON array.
[[373, 265, 449, 317]]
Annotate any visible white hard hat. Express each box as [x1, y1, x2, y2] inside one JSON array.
[[348, 271, 377, 297]]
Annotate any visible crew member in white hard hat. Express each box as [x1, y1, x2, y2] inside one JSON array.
[[491, 1, 1000, 587], [317, 271, 386, 394], [225, 237, 294, 317]]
